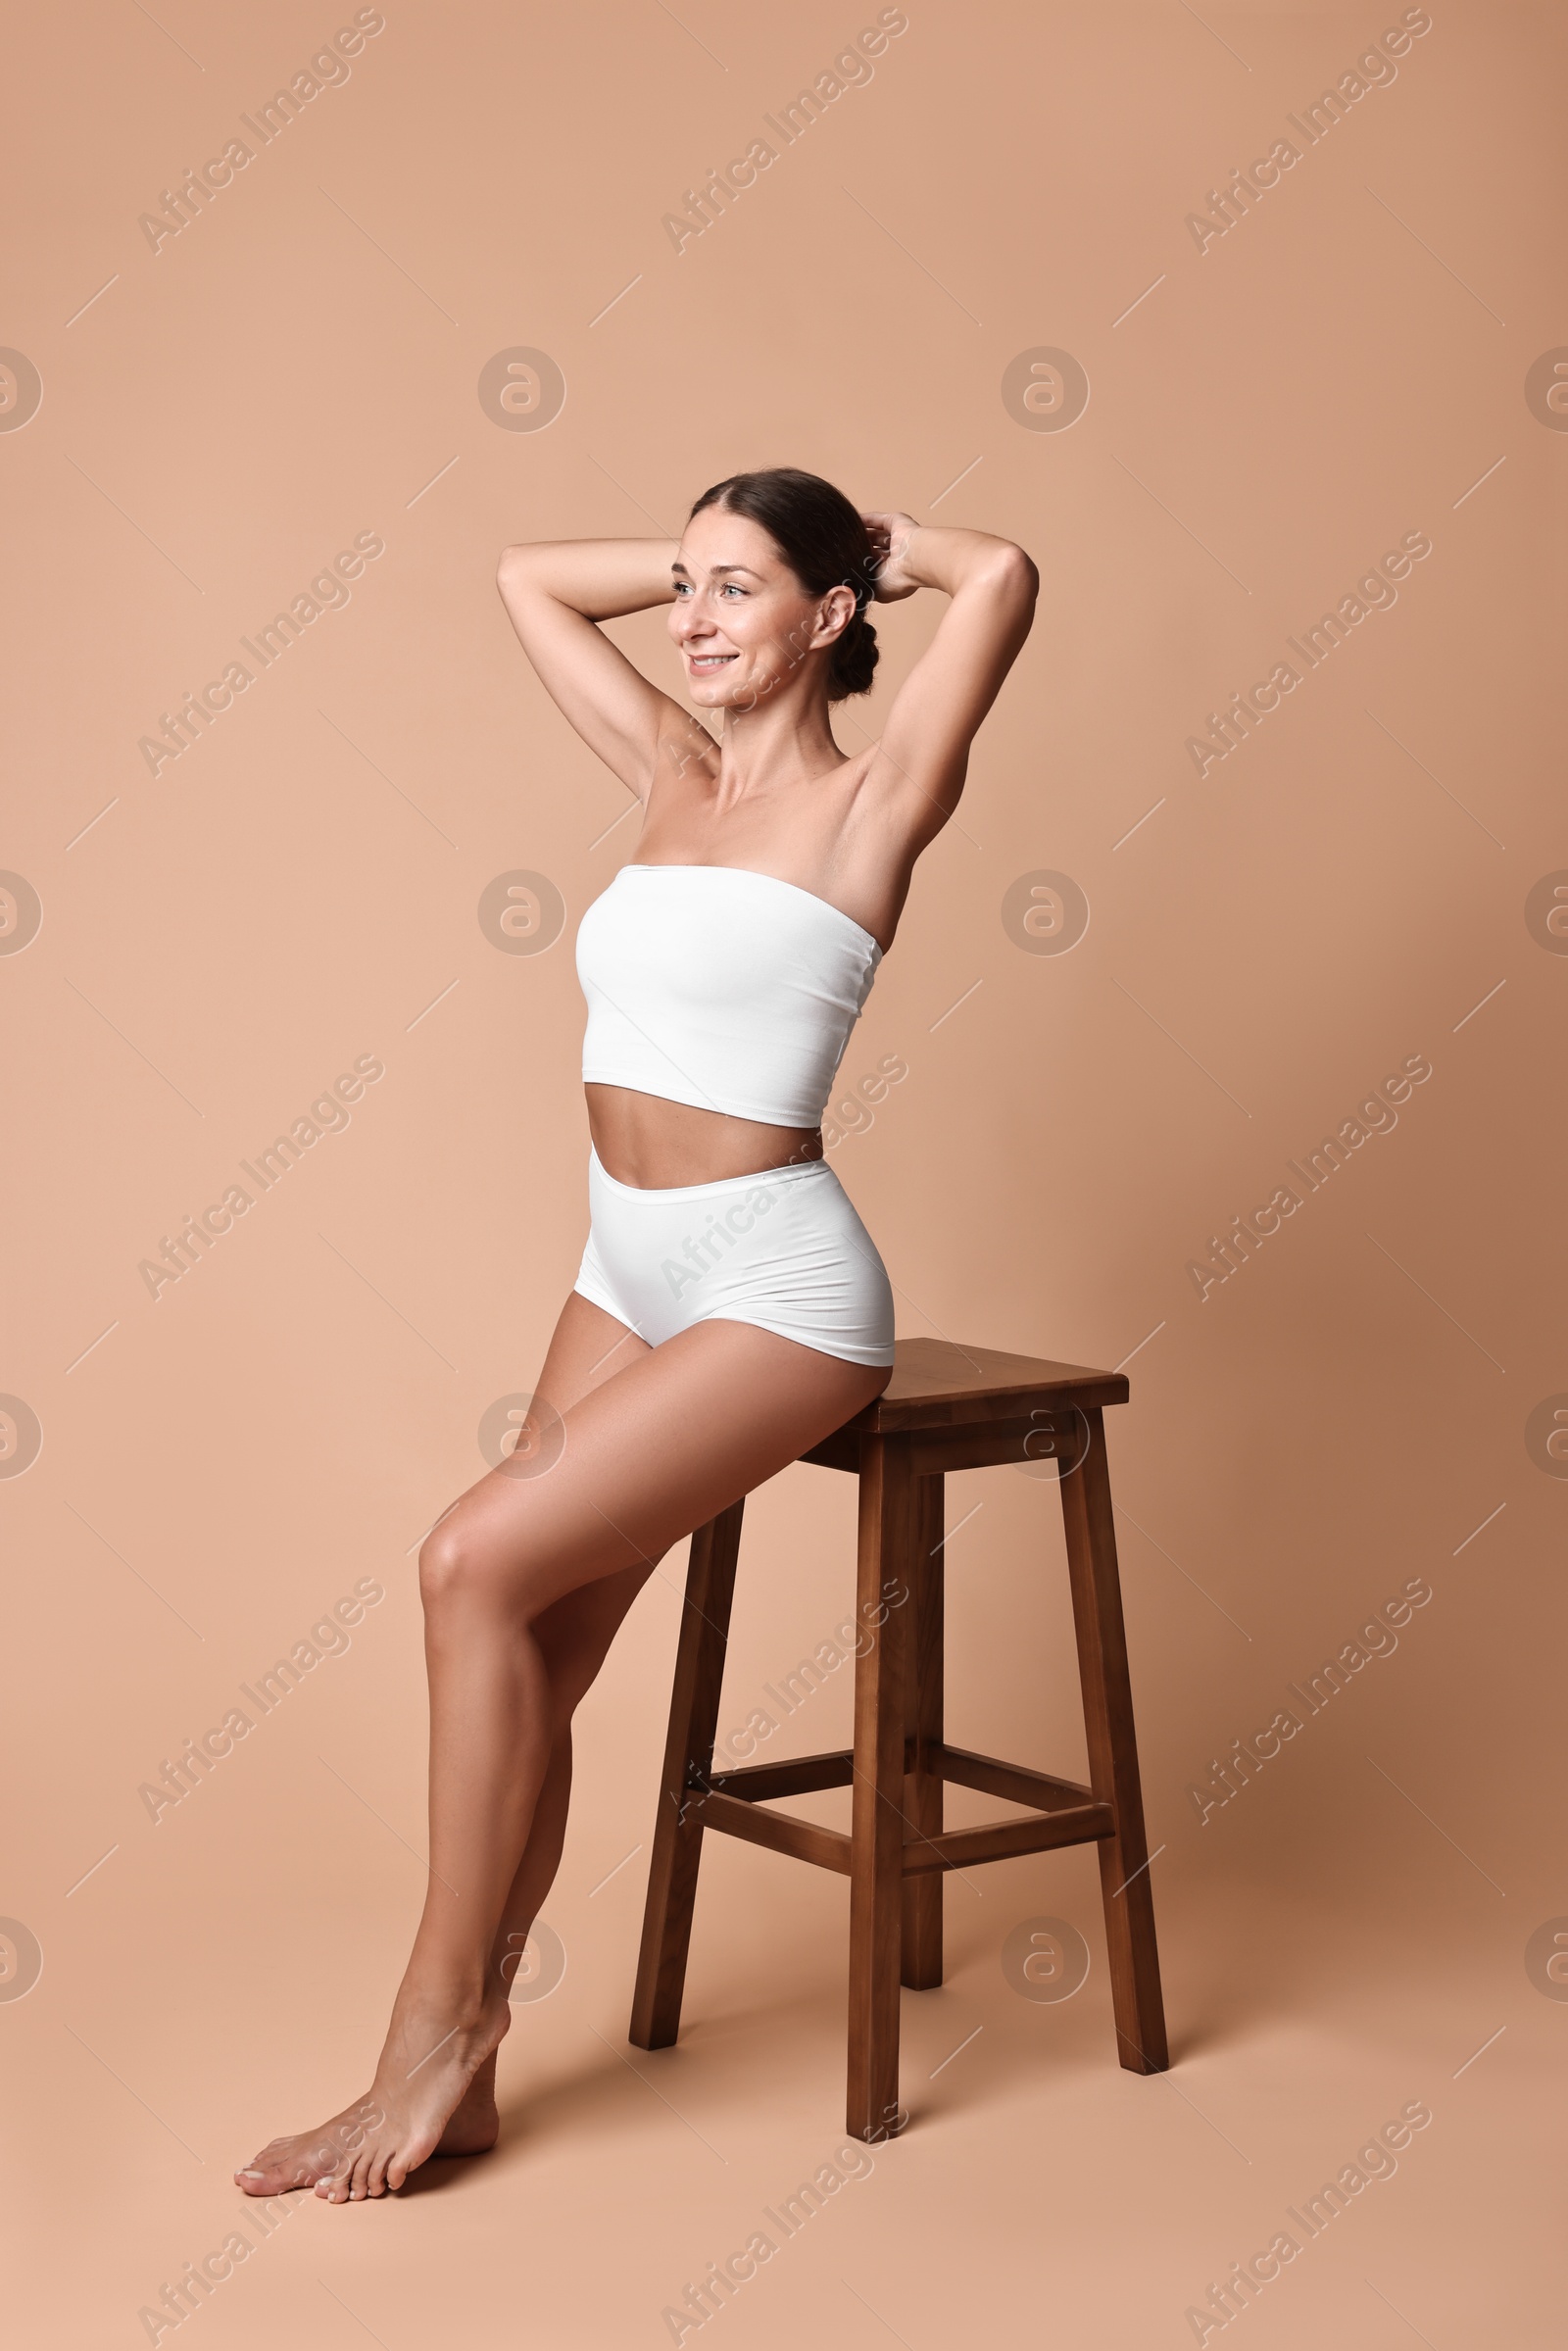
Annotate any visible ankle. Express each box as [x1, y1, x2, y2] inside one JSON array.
[[395, 1972, 497, 2033]]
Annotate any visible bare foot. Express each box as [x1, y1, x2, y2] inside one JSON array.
[[235, 1994, 510, 2202], [234, 2093, 391, 2199]]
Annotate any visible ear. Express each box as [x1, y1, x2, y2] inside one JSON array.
[[811, 583, 857, 650]]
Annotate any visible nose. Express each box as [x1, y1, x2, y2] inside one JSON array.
[[673, 595, 716, 642]]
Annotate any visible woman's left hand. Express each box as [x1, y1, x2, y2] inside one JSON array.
[[860, 510, 922, 602]]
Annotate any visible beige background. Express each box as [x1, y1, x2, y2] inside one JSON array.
[[3, 1, 1563, 2342]]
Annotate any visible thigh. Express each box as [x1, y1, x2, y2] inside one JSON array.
[[536, 1285, 650, 1417], [423, 1313, 889, 1623]]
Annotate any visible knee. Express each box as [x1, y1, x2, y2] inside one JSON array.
[[417, 1527, 464, 1613], [418, 1524, 518, 1617]]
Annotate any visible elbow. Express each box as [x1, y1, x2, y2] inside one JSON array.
[[991, 543, 1039, 605], [497, 542, 540, 589]]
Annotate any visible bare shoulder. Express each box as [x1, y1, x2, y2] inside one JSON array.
[[624, 708, 723, 851]]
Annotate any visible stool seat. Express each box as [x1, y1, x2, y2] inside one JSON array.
[[809, 1333, 1133, 1429], [629, 1337, 1169, 2141]]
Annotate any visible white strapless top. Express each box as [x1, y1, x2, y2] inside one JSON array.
[[576, 863, 883, 1126]]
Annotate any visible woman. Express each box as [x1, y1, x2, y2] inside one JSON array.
[[237, 467, 1037, 2202]]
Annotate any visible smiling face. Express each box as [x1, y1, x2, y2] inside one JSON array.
[[667, 505, 856, 712]]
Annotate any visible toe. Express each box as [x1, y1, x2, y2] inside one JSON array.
[[386, 2131, 432, 2194], [236, 2148, 303, 2196]]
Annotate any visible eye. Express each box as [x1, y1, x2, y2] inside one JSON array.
[[721, 582, 746, 597]]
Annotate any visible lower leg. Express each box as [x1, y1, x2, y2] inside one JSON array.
[[238, 1554, 657, 2196], [236, 1594, 564, 2199], [439, 1732, 577, 2156]]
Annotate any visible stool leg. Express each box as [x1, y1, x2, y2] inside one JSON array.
[[1058, 1408, 1169, 2074], [901, 1471, 945, 1990], [848, 1437, 915, 2141], [628, 1499, 744, 2051]]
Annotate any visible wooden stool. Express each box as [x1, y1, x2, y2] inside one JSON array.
[[628, 1338, 1168, 2141]]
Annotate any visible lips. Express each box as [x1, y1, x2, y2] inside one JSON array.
[[687, 653, 736, 671]]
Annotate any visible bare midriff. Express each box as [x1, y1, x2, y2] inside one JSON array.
[[585, 1083, 823, 1190]]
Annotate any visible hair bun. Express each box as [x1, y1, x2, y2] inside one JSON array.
[[830, 612, 879, 701]]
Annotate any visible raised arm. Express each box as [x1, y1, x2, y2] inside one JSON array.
[[860, 516, 1038, 847], [496, 538, 696, 801]]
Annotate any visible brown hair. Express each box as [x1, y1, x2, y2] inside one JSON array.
[[687, 466, 880, 701]]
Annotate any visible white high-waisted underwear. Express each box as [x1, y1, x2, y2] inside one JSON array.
[[572, 1146, 895, 1367]]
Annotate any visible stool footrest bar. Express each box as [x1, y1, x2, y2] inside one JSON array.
[[697, 1785, 1113, 1878], [699, 1789, 854, 1875], [939, 1744, 1094, 1814], [706, 1744, 1092, 1814], [707, 1749, 856, 1802], [905, 1803, 1114, 1875]]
